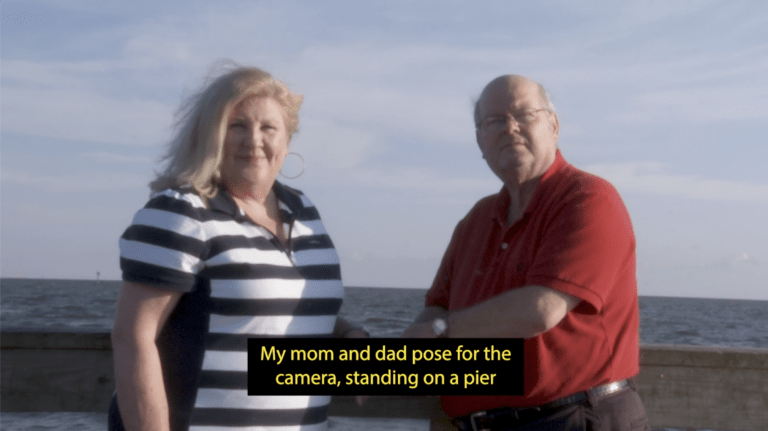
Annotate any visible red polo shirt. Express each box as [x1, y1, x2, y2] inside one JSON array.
[[425, 150, 639, 417]]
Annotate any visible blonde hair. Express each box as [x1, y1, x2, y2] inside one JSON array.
[[150, 62, 303, 200]]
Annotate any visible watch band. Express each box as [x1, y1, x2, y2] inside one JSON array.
[[432, 317, 449, 338]]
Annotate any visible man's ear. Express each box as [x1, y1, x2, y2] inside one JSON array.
[[550, 111, 560, 137], [476, 129, 487, 159]]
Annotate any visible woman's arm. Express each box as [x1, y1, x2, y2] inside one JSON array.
[[111, 281, 183, 431]]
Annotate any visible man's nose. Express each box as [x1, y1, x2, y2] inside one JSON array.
[[503, 116, 522, 132]]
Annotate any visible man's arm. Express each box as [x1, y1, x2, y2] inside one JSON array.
[[401, 306, 447, 338], [449, 285, 579, 338], [112, 281, 183, 431], [412, 306, 449, 324], [402, 285, 579, 339]]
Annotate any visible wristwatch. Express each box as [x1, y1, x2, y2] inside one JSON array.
[[432, 317, 449, 338]]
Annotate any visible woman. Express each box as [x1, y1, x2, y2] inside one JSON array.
[[110, 64, 367, 431]]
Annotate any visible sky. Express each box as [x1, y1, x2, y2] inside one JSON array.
[[1, 0, 767, 300]]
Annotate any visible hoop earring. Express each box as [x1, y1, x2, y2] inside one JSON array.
[[279, 152, 305, 179]]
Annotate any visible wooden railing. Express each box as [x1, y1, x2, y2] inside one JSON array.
[[2, 328, 766, 430]]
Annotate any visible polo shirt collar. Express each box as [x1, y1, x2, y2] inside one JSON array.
[[207, 181, 303, 221], [492, 149, 567, 224], [207, 187, 239, 216]]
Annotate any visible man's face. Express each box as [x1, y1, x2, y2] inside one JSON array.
[[476, 78, 560, 184]]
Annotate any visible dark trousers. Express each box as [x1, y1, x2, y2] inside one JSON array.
[[108, 393, 126, 431], [497, 384, 650, 431]]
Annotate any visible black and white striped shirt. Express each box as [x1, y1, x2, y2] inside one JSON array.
[[118, 182, 344, 431]]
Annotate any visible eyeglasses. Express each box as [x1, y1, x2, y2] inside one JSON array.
[[478, 108, 550, 130]]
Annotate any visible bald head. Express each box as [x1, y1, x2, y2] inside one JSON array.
[[474, 75, 554, 128]]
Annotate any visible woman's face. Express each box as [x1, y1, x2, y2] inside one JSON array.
[[220, 96, 290, 194]]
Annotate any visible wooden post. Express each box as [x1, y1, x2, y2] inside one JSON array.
[[1, 329, 114, 413], [637, 344, 768, 430]]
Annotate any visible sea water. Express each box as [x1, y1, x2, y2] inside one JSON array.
[[2, 278, 767, 430]]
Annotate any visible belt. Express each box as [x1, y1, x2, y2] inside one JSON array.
[[453, 379, 631, 431]]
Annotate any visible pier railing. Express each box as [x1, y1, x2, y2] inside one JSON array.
[[2, 328, 767, 430]]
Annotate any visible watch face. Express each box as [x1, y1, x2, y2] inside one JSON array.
[[433, 318, 447, 337]]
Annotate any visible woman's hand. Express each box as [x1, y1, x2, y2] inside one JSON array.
[[333, 317, 370, 405]]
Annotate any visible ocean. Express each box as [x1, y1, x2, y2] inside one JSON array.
[[2, 278, 767, 430]]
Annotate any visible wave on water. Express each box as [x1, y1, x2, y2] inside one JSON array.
[[2, 281, 765, 430], [2, 280, 768, 348]]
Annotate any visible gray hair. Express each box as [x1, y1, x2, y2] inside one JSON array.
[[150, 62, 303, 200], [473, 75, 555, 129]]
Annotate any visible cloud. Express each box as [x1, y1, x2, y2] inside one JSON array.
[[1, 59, 109, 88], [343, 165, 497, 199], [585, 161, 768, 201], [81, 152, 155, 164], [614, 0, 725, 28], [294, 117, 385, 170], [612, 86, 768, 125], [294, 43, 545, 79], [728, 251, 768, 267], [1, 85, 173, 146], [300, 81, 473, 148], [1, 167, 146, 193], [638, 250, 768, 300], [3, 0, 767, 299]]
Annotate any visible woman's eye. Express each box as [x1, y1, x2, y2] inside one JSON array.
[[229, 122, 245, 129]]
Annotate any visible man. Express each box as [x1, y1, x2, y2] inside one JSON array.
[[403, 75, 650, 431]]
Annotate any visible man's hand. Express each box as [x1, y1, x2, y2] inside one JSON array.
[[401, 321, 436, 338]]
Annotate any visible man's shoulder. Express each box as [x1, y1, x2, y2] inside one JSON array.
[[453, 191, 504, 231], [555, 162, 622, 200], [545, 163, 633, 227], [467, 190, 504, 215]]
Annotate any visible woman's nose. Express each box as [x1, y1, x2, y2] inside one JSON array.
[[244, 128, 263, 147]]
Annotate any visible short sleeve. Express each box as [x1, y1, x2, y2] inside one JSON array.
[[527, 177, 636, 313], [119, 189, 209, 292]]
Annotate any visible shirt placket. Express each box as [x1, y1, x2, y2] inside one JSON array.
[[280, 204, 298, 266], [238, 207, 298, 266], [486, 217, 528, 294]]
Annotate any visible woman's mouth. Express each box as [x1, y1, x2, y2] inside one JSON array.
[[236, 154, 264, 161]]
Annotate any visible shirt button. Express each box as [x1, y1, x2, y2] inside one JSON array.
[[501, 243, 508, 249]]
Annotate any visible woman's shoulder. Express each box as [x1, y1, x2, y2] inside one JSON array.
[[139, 187, 212, 220], [274, 181, 314, 209], [148, 186, 206, 206]]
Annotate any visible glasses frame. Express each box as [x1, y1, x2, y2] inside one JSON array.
[[477, 108, 551, 130]]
